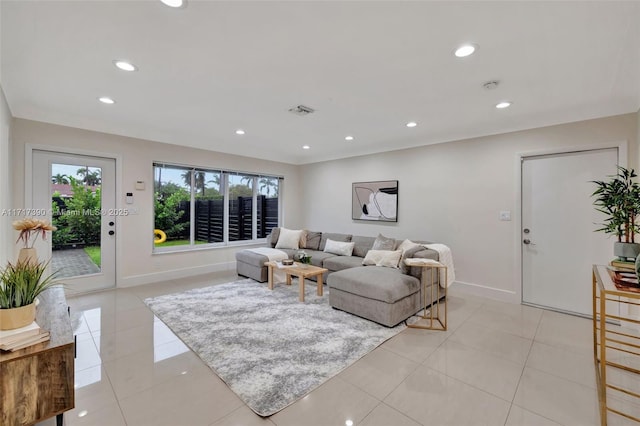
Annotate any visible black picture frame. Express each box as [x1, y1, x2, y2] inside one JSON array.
[[352, 180, 398, 222]]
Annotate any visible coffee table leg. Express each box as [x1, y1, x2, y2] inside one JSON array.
[[317, 273, 323, 296], [268, 264, 274, 290], [286, 273, 292, 286], [299, 275, 305, 302]]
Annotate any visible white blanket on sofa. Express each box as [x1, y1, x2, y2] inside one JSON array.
[[246, 247, 289, 262]]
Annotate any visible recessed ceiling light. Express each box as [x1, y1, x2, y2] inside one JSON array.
[[454, 44, 477, 58], [113, 60, 137, 72], [406, 121, 417, 128], [98, 97, 115, 104], [235, 129, 245, 135], [160, 0, 185, 8], [302, 145, 310, 150], [345, 136, 354, 141], [496, 101, 512, 109]]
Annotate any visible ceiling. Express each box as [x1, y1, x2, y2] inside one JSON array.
[[2, 1, 639, 165]]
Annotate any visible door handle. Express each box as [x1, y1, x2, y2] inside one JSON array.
[[523, 239, 536, 246], [108, 230, 115, 236]]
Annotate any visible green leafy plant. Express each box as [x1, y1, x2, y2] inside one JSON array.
[[154, 190, 190, 239], [592, 167, 640, 242], [64, 177, 102, 245], [0, 260, 60, 309]]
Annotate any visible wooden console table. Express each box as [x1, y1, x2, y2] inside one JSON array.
[[1, 286, 74, 426], [593, 265, 640, 425]]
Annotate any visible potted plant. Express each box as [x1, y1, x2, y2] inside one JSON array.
[[0, 218, 59, 330], [0, 260, 59, 330], [592, 167, 640, 261]]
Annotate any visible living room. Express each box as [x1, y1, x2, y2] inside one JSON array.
[[1, 1, 640, 425]]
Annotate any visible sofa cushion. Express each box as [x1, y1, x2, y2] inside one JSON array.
[[323, 256, 364, 272], [351, 236, 375, 258], [275, 228, 303, 250], [408, 248, 439, 279], [328, 266, 420, 304], [319, 233, 352, 251], [303, 250, 336, 268], [303, 231, 322, 250], [324, 239, 355, 256], [372, 233, 396, 250], [400, 245, 427, 274]]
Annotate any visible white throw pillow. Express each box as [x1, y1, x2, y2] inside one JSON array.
[[323, 239, 355, 256], [362, 249, 403, 269], [397, 239, 421, 253], [275, 228, 303, 250]]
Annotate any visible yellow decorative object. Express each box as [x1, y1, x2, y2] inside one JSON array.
[[154, 229, 167, 244]]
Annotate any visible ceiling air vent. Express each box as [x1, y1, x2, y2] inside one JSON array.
[[288, 105, 315, 116]]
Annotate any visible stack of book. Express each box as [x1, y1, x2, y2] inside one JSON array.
[[0, 321, 50, 352], [610, 259, 636, 271]]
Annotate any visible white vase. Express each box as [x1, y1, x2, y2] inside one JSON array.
[[17, 247, 38, 265]]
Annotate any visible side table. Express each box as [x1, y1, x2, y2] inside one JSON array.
[[404, 258, 447, 331]]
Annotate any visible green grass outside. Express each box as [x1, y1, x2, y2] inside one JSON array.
[[154, 239, 208, 248], [84, 246, 101, 267]]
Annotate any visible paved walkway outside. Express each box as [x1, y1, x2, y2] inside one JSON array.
[[51, 248, 100, 278]]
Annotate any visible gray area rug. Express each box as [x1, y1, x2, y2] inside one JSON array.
[[144, 278, 405, 416]]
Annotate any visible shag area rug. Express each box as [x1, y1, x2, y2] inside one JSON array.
[[144, 278, 405, 416]]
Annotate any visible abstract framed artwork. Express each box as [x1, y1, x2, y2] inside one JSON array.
[[352, 180, 398, 222]]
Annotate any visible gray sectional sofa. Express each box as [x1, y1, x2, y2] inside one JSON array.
[[235, 229, 444, 327]]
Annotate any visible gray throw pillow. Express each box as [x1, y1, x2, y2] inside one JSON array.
[[372, 233, 395, 251], [268, 227, 281, 248], [303, 231, 322, 250]]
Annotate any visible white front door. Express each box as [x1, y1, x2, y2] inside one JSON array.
[[32, 150, 116, 293], [522, 148, 618, 316]]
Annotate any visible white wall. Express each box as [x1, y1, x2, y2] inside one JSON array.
[[300, 113, 639, 302], [11, 118, 302, 287], [0, 86, 12, 266]]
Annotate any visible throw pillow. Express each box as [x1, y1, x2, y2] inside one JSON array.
[[303, 231, 322, 250], [372, 233, 395, 251], [323, 239, 355, 256], [275, 228, 303, 250], [397, 239, 421, 253], [268, 227, 281, 247], [299, 230, 308, 248], [362, 249, 402, 268]]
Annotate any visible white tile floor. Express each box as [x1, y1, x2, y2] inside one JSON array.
[[35, 271, 639, 426]]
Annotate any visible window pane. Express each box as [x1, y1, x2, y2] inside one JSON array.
[[228, 174, 253, 241], [194, 170, 224, 244], [154, 165, 191, 248], [257, 177, 279, 238]]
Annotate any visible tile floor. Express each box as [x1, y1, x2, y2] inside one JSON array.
[[35, 271, 639, 426]]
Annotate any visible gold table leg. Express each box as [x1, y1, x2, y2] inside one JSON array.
[[407, 265, 447, 331]]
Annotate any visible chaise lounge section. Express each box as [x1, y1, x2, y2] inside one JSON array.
[[235, 228, 446, 327]]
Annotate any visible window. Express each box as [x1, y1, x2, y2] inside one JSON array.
[[153, 163, 280, 251]]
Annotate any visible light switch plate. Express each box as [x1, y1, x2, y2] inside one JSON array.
[[499, 211, 511, 221]]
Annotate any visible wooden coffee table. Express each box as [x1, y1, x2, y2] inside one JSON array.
[[265, 261, 328, 302]]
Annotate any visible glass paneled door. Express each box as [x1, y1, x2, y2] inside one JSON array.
[[32, 151, 116, 293]]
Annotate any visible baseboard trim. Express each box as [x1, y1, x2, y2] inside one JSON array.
[[452, 280, 519, 303], [119, 261, 237, 288]]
